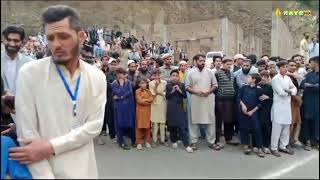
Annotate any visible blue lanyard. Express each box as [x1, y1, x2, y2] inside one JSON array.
[[56, 66, 81, 116]]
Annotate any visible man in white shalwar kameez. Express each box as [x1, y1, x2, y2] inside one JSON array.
[[185, 54, 218, 150], [9, 5, 107, 178], [300, 32, 310, 65], [270, 60, 296, 157]]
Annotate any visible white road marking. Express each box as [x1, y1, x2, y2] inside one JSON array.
[[258, 152, 319, 179]]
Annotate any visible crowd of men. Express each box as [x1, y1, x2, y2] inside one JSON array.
[[0, 5, 319, 179]]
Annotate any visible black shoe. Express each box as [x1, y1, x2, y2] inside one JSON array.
[[132, 143, 137, 147], [271, 150, 281, 157], [279, 147, 294, 155], [190, 143, 198, 150], [120, 143, 130, 150]]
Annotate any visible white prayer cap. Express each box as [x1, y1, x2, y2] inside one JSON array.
[[127, 60, 136, 66], [108, 58, 117, 64], [233, 54, 246, 59], [162, 53, 173, 59], [268, 61, 276, 66], [179, 61, 187, 65]]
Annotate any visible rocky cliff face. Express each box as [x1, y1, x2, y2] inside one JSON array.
[[1, 1, 317, 55]]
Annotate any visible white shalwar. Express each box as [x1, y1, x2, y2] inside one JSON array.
[[270, 73, 297, 150]]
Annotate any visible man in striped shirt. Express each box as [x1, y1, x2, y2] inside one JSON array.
[[214, 57, 239, 150]]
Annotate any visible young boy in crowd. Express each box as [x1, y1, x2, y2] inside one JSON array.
[[149, 69, 168, 147], [270, 61, 296, 157], [135, 79, 154, 150], [258, 70, 273, 154], [111, 67, 136, 150], [238, 73, 265, 157], [166, 69, 194, 153]]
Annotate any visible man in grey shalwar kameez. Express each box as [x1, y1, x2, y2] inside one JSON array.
[[185, 54, 218, 150]]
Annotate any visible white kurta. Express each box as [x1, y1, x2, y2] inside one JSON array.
[[271, 73, 297, 125], [185, 67, 218, 124], [300, 38, 309, 64], [14, 57, 107, 178]]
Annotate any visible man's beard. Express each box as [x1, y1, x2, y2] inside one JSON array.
[[5, 45, 21, 55], [129, 69, 135, 74], [53, 42, 80, 65], [140, 68, 148, 73], [242, 67, 251, 75], [197, 63, 205, 70]]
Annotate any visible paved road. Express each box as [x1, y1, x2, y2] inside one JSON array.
[[94, 138, 319, 179]]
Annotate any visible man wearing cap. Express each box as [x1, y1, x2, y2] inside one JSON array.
[[261, 55, 270, 64], [178, 61, 188, 83], [159, 53, 178, 82], [233, 54, 246, 72], [127, 60, 138, 88]]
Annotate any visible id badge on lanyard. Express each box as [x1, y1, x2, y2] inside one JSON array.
[[56, 65, 81, 117]]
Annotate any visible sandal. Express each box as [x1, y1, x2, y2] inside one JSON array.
[[279, 148, 294, 155], [244, 146, 251, 155], [217, 143, 224, 150], [304, 142, 312, 151], [211, 143, 222, 151], [257, 149, 265, 158]]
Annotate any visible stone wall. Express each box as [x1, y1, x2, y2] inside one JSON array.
[[271, 12, 295, 59], [165, 17, 263, 59]]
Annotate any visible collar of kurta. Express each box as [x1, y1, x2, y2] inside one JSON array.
[[54, 58, 85, 79], [4, 52, 21, 62]]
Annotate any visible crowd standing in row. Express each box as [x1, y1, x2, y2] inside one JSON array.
[[0, 5, 319, 179]]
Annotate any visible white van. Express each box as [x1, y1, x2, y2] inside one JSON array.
[[205, 51, 223, 68]]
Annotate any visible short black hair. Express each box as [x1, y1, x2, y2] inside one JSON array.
[[115, 67, 127, 74], [36, 51, 45, 59], [287, 59, 296, 64], [213, 55, 222, 62], [250, 73, 261, 84], [100, 55, 109, 61], [155, 58, 164, 67], [256, 60, 267, 66], [151, 68, 161, 75], [42, 5, 82, 32], [247, 54, 257, 65], [261, 54, 269, 58], [291, 54, 302, 60], [137, 78, 148, 84], [222, 58, 233, 64], [276, 60, 288, 68], [303, 32, 309, 36], [309, 56, 319, 64], [2, 26, 25, 41], [193, 54, 206, 61], [260, 70, 270, 77], [270, 56, 282, 62], [170, 69, 179, 76]]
